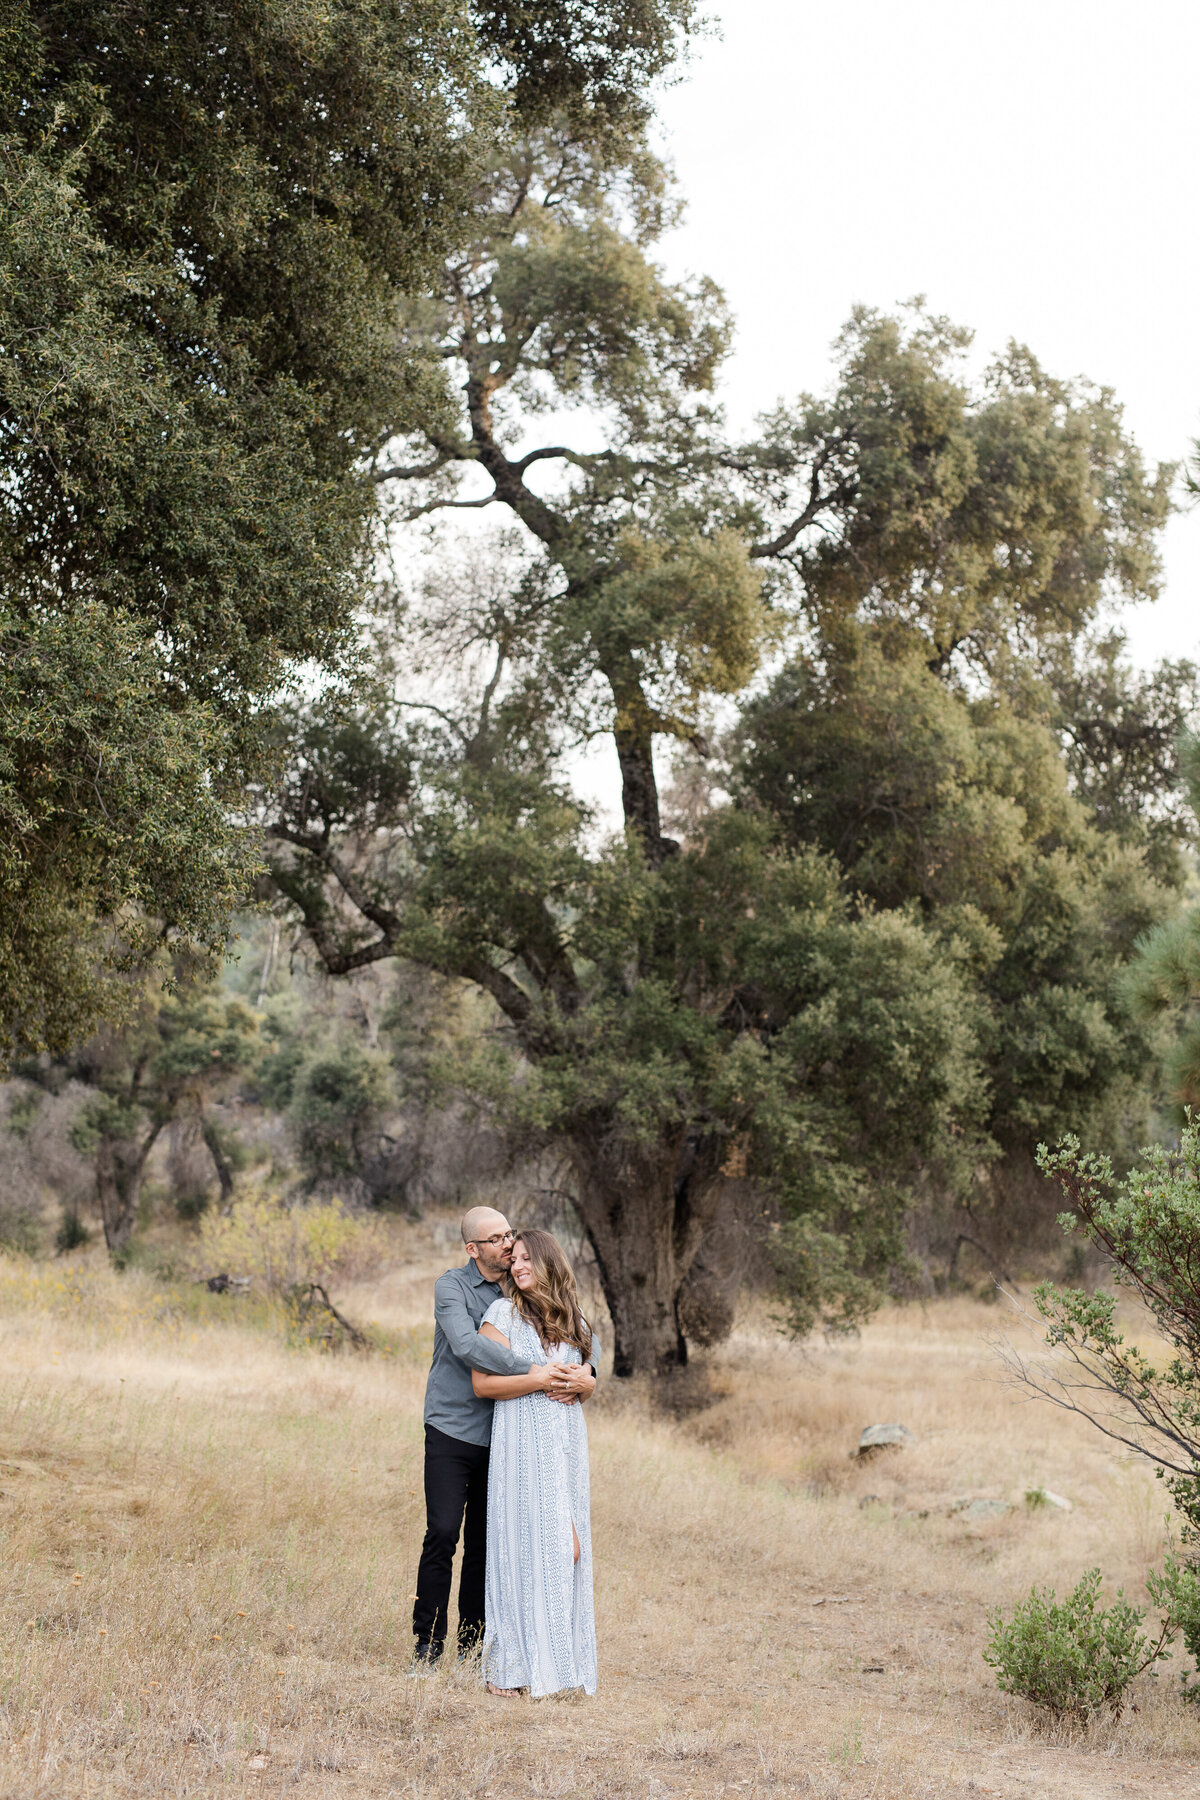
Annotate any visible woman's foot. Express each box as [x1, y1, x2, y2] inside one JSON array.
[[486, 1682, 522, 1698]]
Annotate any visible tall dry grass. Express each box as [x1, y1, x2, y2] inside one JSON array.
[[3, 1223, 1200, 1799]]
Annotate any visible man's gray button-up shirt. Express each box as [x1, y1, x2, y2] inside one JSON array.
[[422, 1260, 532, 1447]]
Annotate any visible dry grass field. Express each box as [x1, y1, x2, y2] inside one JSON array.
[[3, 1214, 1200, 1799]]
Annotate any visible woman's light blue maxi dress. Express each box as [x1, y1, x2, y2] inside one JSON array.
[[481, 1297, 598, 1697]]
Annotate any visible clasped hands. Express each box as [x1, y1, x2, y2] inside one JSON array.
[[536, 1360, 595, 1405]]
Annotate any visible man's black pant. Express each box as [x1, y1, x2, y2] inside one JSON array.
[[412, 1423, 489, 1651]]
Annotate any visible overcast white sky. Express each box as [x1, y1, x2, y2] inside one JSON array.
[[651, 0, 1200, 667]]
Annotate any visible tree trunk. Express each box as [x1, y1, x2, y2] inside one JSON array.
[[612, 712, 677, 870], [96, 1126, 162, 1256], [569, 1129, 726, 1377], [200, 1112, 235, 1210]]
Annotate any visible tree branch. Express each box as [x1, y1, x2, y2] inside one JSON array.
[[459, 956, 534, 1027], [749, 445, 856, 561], [401, 493, 500, 523], [511, 445, 578, 474], [373, 449, 458, 484], [267, 827, 543, 1033]]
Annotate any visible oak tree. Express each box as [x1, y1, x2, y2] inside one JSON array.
[[0, 0, 693, 1060], [267, 135, 1173, 1369]]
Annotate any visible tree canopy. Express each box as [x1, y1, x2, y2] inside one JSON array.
[[0, 0, 694, 1062], [263, 116, 1180, 1370], [735, 629, 1176, 1184]]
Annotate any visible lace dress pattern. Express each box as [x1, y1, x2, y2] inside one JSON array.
[[481, 1297, 598, 1697]]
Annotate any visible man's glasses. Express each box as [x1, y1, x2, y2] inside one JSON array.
[[474, 1231, 515, 1248]]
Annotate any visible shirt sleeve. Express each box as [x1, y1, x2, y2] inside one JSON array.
[[435, 1276, 530, 1376], [481, 1298, 512, 1331], [584, 1321, 602, 1373]]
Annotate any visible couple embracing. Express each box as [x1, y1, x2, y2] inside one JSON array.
[[411, 1206, 600, 1698]]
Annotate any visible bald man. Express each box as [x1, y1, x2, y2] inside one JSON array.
[[411, 1206, 595, 1665]]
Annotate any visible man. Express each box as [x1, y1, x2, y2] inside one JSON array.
[[412, 1205, 597, 1665]]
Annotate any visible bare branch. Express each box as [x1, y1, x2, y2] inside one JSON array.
[[992, 1291, 1200, 1477], [401, 493, 500, 524], [511, 445, 578, 474], [394, 700, 470, 742], [373, 449, 458, 484]]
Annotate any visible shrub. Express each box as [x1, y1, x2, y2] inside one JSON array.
[[0, 1194, 40, 1257], [1016, 1114, 1200, 1704], [289, 1044, 392, 1181], [54, 1210, 91, 1254], [191, 1183, 385, 1296], [984, 1568, 1173, 1723], [1146, 1554, 1200, 1702]]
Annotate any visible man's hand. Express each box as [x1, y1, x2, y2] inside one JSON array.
[[548, 1363, 596, 1405]]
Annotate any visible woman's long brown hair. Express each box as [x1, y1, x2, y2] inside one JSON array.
[[508, 1229, 594, 1361]]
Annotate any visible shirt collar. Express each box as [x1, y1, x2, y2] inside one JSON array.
[[465, 1258, 497, 1289]]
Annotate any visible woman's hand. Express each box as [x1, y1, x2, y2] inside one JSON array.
[[533, 1361, 572, 1392], [547, 1363, 596, 1405]]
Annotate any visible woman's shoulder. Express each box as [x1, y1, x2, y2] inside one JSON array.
[[482, 1296, 515, 1328]]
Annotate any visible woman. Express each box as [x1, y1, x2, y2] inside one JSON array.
[[472, 1228, 598, 1698]]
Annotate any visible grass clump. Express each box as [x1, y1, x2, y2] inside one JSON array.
[[984, 1567, 1173, 1723]]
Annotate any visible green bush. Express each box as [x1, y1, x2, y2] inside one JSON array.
[[0, 1195, 40, 1257], [768, 1215, 885, 1339], [1147, 1555, 1200, 1703], [984, 1568, 1172, 1723], [289, 1044, 392, 1181], [54, 1210, 90, 1254]]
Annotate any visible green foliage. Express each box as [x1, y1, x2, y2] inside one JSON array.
[[1120, 730, 1200, 1114], [1040, 633, 1199, 889], [473, 1, 699, 130], [1147, 1554, 1200, 1701], [290, 1044, 393, 1182], [54, 1211, 90, 1255], [741, 307, 1172, 670], [0, 0, 694, 1061], [0, 1192, 40, 1257], [767, 1217, 885, 1340], [1033, 1119, 1200, 1539], [0, 0, 463, 1053], [5, 1089, 40, 1140], [737, 631, 1079, 917], [984, 1568, 1172, 1724], [737, 628, 1174, 1196], [61, 983, 263, 1253]]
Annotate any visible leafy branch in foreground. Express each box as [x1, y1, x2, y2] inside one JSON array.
[[1009, 1124, 1200, 1535], [998, 1121, 1200, 1696]]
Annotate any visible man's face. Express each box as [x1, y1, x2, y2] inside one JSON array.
[[467, 1216, 514, 1282]]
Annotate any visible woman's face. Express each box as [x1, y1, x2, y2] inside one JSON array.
[[509, 1240, 535, 1290]]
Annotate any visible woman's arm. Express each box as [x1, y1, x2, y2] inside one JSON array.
[[471, 1321, 570, 1398]]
